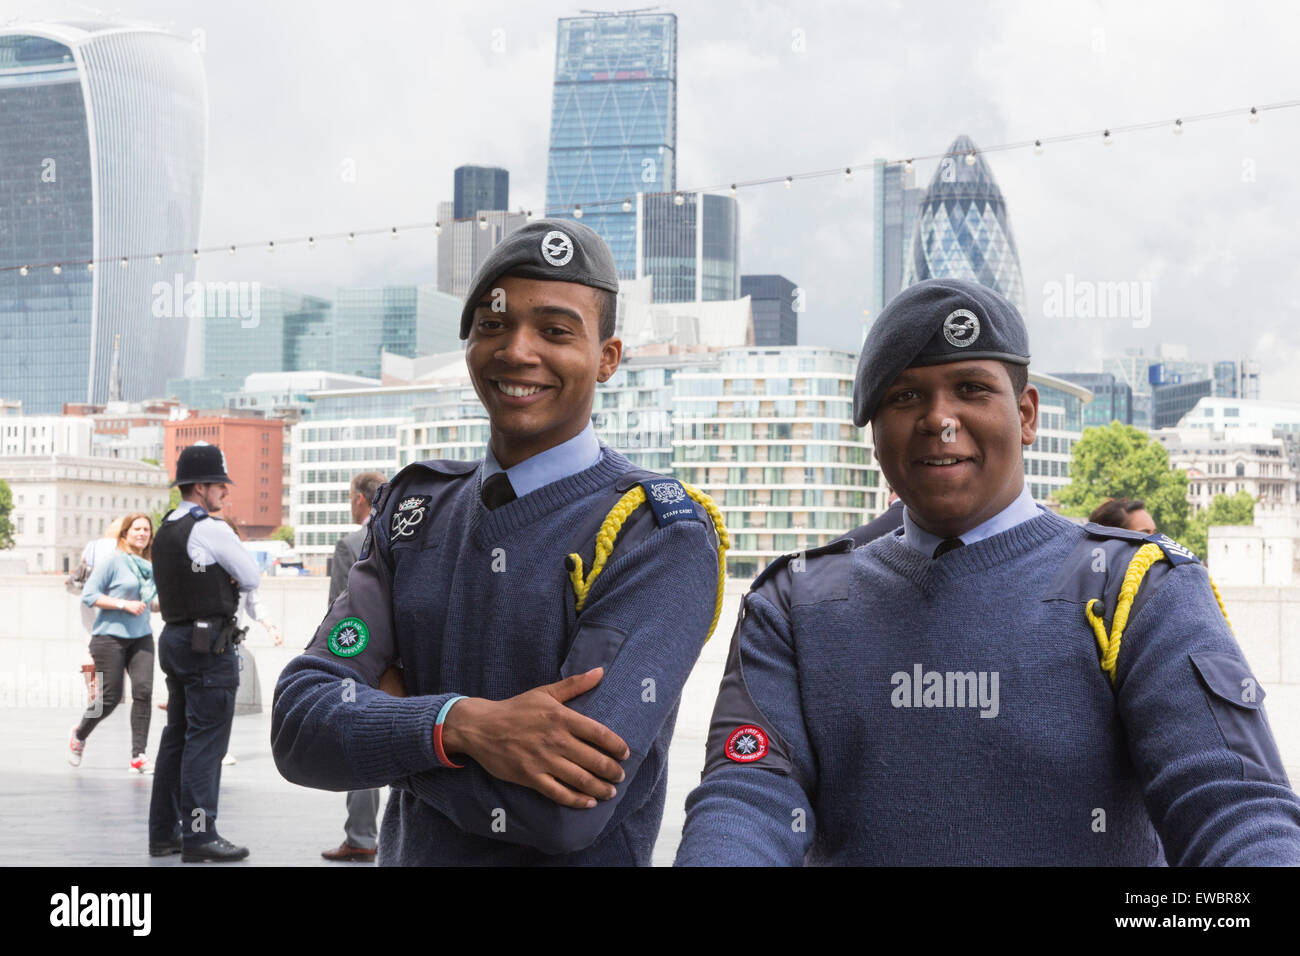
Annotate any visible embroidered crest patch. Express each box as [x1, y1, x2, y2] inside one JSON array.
[[328, 617, 369, 657], [725, 724, 769, 763], [390, 494, 430, 541], [637, 478, 700, 527]]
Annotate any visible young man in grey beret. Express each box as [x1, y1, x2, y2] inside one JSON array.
[[676, 277, 1300, 866], [273, 219, 725, 864]]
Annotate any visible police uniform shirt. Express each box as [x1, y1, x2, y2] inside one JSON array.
[[165, 502, 268, 621]]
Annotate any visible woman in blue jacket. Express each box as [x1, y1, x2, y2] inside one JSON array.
[[71, 513, 160, 773]]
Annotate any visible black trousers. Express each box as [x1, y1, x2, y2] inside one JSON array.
[[147, 623, 238, 847], [76, 632, 154, 757]]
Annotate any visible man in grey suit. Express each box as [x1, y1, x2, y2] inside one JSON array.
[[320, 470, 388, 862]]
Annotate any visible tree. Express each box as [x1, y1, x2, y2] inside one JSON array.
[[1058, 421, 1190, 542], [1181, 490, 1255, 561], [149, 487, 182, 531], [0, 479, 14, 549], [271, 525, 294, 548]]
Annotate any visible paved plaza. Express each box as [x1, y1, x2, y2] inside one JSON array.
[[0, 594, 735, 868], [4, 573, 1299, 867]]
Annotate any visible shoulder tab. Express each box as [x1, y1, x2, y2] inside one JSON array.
[[1082, 521, 1147, 542], [1082, 522, 1200, 565], [395, 458, 479, 481], [614, 468, 669, 492], [750, 537, 854, 592], [1144, 532, 1200, 567], [637, 477, 702, 528], [379, 459, 478, 512]]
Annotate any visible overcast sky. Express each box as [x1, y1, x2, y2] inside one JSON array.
[[10, 0, 1300, 399]]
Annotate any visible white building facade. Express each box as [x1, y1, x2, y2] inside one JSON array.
[[1, 456, 169, 573], [670, 347, 881, 580], [289, 418, 403, 569]]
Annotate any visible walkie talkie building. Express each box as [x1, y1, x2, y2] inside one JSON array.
[[903, 134, 1026, 314], [544, 12, 677, 279], [0, 21, 206, 412]]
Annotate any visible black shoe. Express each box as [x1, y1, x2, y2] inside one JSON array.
[[181, 837, 249, 863], [149, 838, 182, 857]]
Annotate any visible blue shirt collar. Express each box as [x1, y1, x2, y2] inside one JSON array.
[[901, 482, 1041, 557], [482, 422, 603, 499]]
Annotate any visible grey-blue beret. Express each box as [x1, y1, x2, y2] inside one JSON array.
[[853, 278, 1031, 427], [459, 218, 620, 340]]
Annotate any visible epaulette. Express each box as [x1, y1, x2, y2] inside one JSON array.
[[1054, 523, 1225, 687], [363, 459, 479, 562], [566, 470, 730, 639], [1081, 522, 1201, 567], [371, 458, 478, 516], [750, 536, 854, 592]]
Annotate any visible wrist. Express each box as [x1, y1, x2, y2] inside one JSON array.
[[115, 599, 126, 610], [439, 696, 486, 758], [433, 695, 469, 769]]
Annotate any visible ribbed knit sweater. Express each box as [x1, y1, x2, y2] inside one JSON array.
[[676, 509, 1300, 866], [273, 450, 719, 864]]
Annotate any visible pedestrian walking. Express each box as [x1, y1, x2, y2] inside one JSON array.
[[68, 514, 159, 772]]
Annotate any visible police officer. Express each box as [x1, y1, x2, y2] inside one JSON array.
[[273, 220, 727, 865], [148, 442, 281, 862], [676, 277, 1300, 866]]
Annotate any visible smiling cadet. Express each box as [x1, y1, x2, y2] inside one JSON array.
[[675, 277, 1300, 866], [272, 219, 728, 864]]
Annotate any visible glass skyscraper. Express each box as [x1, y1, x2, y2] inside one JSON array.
[[903, 134, 1026, 314], [545, 13, 677, 278], [636, 192, 739, 303], [741, 275, 798, 346], [0, 22, 206, 412], [201, 288, 332, 384], [872, 159, 923, 316], [453, 165, 509, 220]]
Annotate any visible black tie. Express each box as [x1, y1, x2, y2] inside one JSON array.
[[481, 472, 517, 511], [932, 537, 965, 559]]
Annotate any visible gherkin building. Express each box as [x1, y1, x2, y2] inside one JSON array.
[[902, 134, 1026, 314]]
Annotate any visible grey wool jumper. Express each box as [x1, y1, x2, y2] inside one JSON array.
[[273, 449, 720, 864], [676, 509, 1300, 866]]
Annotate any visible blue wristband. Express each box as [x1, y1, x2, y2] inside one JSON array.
[[436, 695, 466, 726]]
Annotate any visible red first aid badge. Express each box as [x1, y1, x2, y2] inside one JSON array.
[[725, 724, 769, 763]]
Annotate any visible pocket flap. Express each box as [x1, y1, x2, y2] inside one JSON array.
[[1189, 652, 1265, 710], [560, 622, 629, 679]]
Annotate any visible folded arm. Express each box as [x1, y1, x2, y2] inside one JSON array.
[[402, 517, 718, 855]]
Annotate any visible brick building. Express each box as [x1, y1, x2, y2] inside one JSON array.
[[164, 412, 285, 539]]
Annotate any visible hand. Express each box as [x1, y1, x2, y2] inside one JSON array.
[[440, 668, 630, 809], [265, 622, 282, 646], [124, 600, 146, 616]]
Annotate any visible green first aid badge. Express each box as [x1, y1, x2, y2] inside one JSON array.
[[328, 617, 370, 657]]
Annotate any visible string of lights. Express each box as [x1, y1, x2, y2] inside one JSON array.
[[2, 98, 1294, 276]]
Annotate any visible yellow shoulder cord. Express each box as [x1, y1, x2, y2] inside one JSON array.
[[1084, 543, 1233, 686], [567, 482, 731, 639]]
